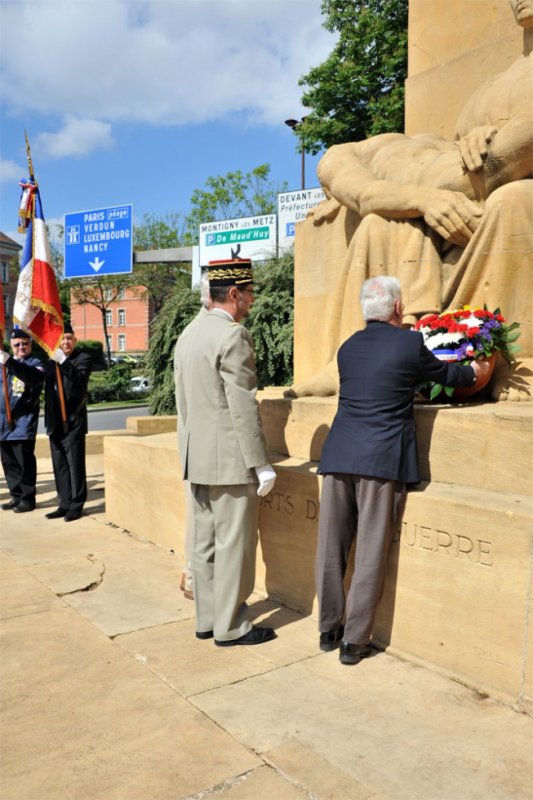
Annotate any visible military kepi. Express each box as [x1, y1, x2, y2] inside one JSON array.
[[207, 258, 253, 288]]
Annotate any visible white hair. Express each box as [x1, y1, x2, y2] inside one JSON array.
[[199, 269, 210, 309], [360, 276, 402, 321]]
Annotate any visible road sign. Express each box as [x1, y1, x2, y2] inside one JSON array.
[[64, 204, 133, 278], [199, 214, 277, 265], [277, 188, 325, 250]]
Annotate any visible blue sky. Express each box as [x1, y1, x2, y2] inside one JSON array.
[[0, 0, 334, 249]]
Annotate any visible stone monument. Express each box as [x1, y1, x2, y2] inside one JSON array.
[[289, 0, 533, 400], [104, 0, 533, 713]]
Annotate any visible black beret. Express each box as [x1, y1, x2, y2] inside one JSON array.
[[10, 328, 30, 340]]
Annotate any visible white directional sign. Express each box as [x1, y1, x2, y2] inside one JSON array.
[[277, 188, 326, 250], [64, 204, 133, 278], [199, 214, 277, 265]]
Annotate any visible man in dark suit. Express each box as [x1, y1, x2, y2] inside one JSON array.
[[0, 329, 45, 513], [315, 275, 490, 665], [44, 323, 92, 522]]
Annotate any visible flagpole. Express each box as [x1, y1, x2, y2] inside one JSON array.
[[1, 364, 13, 431], [24, 133, 67, 430], [0, 289, 13, 431]]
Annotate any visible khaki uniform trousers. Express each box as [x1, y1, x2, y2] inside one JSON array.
[[191, 483, 259, 642], [315, 473, 406, 645]]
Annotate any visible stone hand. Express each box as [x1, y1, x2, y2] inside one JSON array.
[[458, 125, 497, 172], [422, 189, 483, 246], [311, 197, 342, 226], [255, 464, 276, 497]]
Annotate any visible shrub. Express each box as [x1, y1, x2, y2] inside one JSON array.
[[87, 363, 133, 403]]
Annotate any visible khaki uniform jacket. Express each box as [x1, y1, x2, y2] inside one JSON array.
[[174, 308, 269, 485]]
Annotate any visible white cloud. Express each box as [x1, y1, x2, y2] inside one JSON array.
[[0, 160, 25, 183], [1, 0, 334, 128], [35, 117, 116, 158]]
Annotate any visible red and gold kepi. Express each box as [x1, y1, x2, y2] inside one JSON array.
[[207, 258, 253, 288]]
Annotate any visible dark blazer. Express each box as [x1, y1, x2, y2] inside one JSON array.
[[44, 349, 92, 437], [318, 321, 475, 484], [0, 355, 45, 441]]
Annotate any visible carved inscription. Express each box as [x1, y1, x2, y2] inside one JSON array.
[[259, 492, 319, 520], [395, 520, 493, 567]]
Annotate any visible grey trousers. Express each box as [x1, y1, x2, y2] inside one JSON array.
[[315, 473, 406, 645], [191, 482, 259, 642]]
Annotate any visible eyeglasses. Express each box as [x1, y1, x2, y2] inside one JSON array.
[[239, 289, 255, 297], [12, 342, 29, 348]]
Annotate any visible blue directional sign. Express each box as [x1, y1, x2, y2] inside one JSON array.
[[64, 204, 133, 278]]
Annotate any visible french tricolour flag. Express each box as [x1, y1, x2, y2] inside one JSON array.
[[14, 180, 63, 355]]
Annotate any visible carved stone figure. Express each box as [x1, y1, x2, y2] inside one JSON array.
[[289, 0, 533, 400]]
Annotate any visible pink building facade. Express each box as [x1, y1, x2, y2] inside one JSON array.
[[69, 286, 153, 356]]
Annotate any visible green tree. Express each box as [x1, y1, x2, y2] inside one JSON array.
[[185, 164, 287, 242], [144, 281, 200, 415], [295, 0, 408, 154], [244, 251, 294, 389], [132, 212, 191, 315], [69, 275, 130, 366], [145, 253, 295, 415]]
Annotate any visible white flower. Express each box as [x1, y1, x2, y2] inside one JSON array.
[[421, 331, 466, 348]]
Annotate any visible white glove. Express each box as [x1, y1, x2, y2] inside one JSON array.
[[255, 464, 276, 497], [53, 348, 67, 365], [0, 351, 9, 365]]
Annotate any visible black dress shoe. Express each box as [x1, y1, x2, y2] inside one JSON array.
[[13, 500, 35, 513], [339, 641, 372, 666], [319, 624, 344, 652], [45, 508, 67, 519], [1, 499, 19, 511], [196, 630, 214, 640], [215, 626, 277, 647], [64, 511, 82, 522]]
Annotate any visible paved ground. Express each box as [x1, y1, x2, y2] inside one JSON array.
[[1, 454, 532, 800]]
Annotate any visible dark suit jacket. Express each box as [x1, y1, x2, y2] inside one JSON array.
[[0, 355, 45, 441], [318, 321, 475, 484], [44, 349, 92, 437]]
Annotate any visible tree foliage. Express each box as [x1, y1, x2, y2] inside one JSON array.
[[69, 275, 130, 366], [296, 0, 408, 154], [144, 281, 200, 415], [132, 212, 190, 314], [145, 252, 295, 414], [244, 251, 294, 389], [185, 164, 287, 242]]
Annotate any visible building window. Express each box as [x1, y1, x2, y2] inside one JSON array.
[[118, 308, 126, 326], [106, 309, 113, 326], [118, 334, 126, 352], [3, 294, 9, 314], [1, 262, 8, 283], [106, 334, 112, 352], [118, 287, 126, 300]]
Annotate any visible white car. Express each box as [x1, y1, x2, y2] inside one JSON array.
[[130, 376, 151, 393]]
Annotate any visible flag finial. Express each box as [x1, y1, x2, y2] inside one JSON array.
[[24, 130, 35, 182]]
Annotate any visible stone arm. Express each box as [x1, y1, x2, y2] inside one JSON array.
[[460, 116, 533, 197], [316, 141, 483, 247]]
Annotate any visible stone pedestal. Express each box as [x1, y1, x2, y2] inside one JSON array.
[[103, 396, 533, 712]]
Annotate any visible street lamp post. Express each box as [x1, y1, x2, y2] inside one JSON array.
[[284, 117, 307, 190]]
